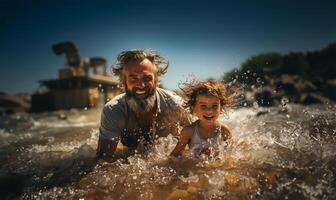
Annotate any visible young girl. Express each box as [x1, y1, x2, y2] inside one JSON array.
[[171, 80, 232, 159]]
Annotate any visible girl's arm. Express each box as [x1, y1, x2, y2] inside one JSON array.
[[220, 123, 232, 141], [170, 127, 192, 157]]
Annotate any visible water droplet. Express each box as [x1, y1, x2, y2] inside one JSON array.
[[281, 97, 289, 107]]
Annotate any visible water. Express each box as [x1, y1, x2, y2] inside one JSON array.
[[0, 104, 335, 199]]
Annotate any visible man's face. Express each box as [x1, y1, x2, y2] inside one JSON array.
[[124, 58, 157, 99]]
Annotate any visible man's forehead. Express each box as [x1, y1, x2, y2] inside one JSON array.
[[139, 58, 154, 66], [125, 58, 156, 72]]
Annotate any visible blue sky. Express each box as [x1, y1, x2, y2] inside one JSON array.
[[1, 0, 336, 94]]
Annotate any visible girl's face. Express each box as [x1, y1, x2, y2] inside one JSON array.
[[192, 94, 221, 125]]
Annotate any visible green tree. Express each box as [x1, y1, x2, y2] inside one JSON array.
[[281, 52, 310, 77], [223, 53, 283, 84]]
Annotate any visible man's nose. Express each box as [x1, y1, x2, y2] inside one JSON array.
[[136, 81, 146, 88]]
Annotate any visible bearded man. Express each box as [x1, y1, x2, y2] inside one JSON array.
[[97, 49, 190, 160]]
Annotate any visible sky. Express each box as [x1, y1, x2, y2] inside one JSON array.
[[0, 0, 336, 94]]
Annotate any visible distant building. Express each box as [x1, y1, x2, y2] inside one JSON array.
[[31, 41, 121, 112]]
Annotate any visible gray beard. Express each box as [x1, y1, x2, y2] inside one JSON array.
[[127, 92, 157, 114]]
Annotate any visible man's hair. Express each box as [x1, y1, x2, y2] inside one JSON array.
[[180, 79, 233, 114], [112, 49, 168, 80]]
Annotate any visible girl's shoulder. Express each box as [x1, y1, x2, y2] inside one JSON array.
[[181, 121, 198, 137]]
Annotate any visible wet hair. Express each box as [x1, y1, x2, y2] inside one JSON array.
[[112, 49, 168, 81], [180, 79, 232, 115]]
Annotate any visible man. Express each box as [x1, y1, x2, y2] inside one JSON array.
[[97, 49, 190, 160]]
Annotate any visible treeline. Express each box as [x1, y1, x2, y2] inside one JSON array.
[[223, 42, 336, 106], [224, 42, 336, 85]]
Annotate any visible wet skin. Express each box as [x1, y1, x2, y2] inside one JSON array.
[[192, 94, 221, 134], [124, 58, 157, 100], [97, 59, 158, 160], [170, 94, 231, 157]]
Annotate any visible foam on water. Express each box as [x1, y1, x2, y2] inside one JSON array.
[[0, 129, 11, 138], [0, 105, 336, 199]]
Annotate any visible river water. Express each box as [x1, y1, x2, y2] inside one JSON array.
[[0, 104, 335, 199]]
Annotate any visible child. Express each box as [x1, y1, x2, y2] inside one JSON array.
[[171, 80, 232, 159]]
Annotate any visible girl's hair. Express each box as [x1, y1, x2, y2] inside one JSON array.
[[180, 79, 233, 115]]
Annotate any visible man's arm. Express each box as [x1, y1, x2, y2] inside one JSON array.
[[96, 137, 118, 160], [96, 103, 124, 161]]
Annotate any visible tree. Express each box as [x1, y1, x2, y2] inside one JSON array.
[[223, 53, 283, 84], [281, 52, 310, 77]]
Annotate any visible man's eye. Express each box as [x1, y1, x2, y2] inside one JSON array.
[[212, 105, 218, 109], [143, 76, 152, 82]]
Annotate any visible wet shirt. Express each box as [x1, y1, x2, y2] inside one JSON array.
[[99, 88, 191, 148], [188, 121, 222, 159]]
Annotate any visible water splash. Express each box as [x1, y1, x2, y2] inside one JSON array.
[[0, 105, 336, 199]]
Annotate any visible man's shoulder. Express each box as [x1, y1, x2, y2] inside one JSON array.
[[157, 88, 183, 106], [105, 93, 126, 106], [103, 93, 127, 114]]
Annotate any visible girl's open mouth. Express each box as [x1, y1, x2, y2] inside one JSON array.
[[203, 115, 214, 120]]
